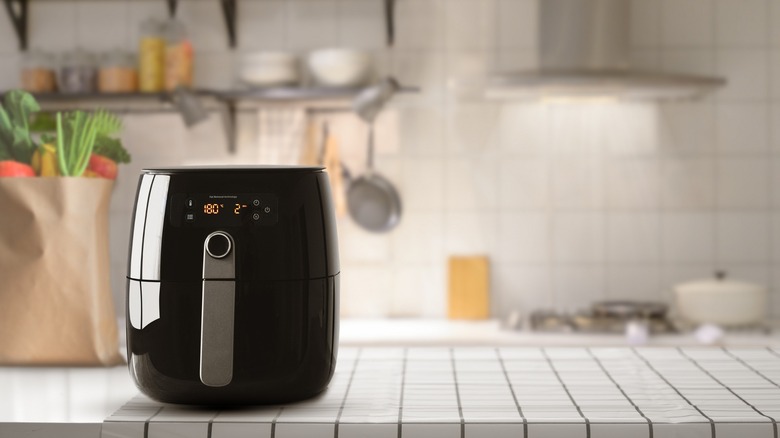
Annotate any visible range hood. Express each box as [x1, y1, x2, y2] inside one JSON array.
[[486, 0, 725, 100]]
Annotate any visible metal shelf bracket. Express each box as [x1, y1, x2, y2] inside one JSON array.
[[220, 0, 237, 48], [165, 1, 236, 48], [385, 0, 395, 46], [167, 0, 178, 18], [4, 0, 385, 50], [3, 0, 28, 51]]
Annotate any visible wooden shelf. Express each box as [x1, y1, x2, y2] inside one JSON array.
[[26, 86, 418, 109], [12, 84, 419, 153]]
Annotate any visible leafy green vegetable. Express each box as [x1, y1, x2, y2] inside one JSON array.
[[40, 133, 55, 145], [93, 135, 131, 164], [0, 109, 11, 161], [29, 112, 57, 133], [55, 110, 122, 176], [0, 90, 40, 163]]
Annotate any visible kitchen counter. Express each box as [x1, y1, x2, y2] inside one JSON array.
[[340, 318, 780, 347], [0, 365, 137, 438], [3, 346, 780, 438]]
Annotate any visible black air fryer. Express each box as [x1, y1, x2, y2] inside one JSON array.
[[125, 166, 339, 405]]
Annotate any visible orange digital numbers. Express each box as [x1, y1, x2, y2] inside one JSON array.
[[233, 204, 248, 215], [203, 203, 223, 215]]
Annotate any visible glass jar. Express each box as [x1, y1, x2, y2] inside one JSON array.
[[58, 49, 98, 93], [99, 51, 138, 93], [138, 18, 165, 93], [21, 51, 57, 93], [162, 19, 193, 91]]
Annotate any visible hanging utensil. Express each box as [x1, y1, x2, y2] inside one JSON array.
[[347, 123, 401, 232], [346, 77, 403, 232], [352, 77, 400, 124], [321, 124, 347, 217]]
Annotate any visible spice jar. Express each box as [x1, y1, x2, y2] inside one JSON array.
[[139, 18, 165, 92], [21, 51, 57, 93], [58, 49, 98, 93], [162, 19, 193, 91], [99, 51, 138, 93]]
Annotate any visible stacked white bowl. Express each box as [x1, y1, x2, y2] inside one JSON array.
[[239, 52, 300, 87], [306, 49, 373, 88]]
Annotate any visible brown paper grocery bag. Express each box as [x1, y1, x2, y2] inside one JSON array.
[[0, 177, 123, 365]]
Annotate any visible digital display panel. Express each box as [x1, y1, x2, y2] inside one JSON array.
[[177, 193, 278, 227], [201, 201, 250, 216]]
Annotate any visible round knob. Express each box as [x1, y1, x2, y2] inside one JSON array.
[[205, 232, 232, 259]]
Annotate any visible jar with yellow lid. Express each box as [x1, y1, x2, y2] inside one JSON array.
[[138, 19, 165, 93]]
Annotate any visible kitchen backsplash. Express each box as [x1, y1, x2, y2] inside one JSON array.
[[1, 0, 779, 320]]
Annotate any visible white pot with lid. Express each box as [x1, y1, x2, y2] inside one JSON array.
[[674, 271, 766, 326]]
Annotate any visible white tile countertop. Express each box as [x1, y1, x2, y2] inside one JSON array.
[[3, 346, 780, 438], [339, 318, 780, 347], [1, 319, 779, 438], [0, 365, 138, 438]]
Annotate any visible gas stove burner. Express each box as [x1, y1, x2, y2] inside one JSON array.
[[530, 301, 677, 334], [592, 300, 668, 319]]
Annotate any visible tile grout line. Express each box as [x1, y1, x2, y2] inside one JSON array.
[[143, 406, 164, 438], [397, 348, 408, 438], [631, 348, 715, 438], [334, 348, 362, 438], [710, 0, 722, 271], [206, 411, 220, 438], [270, 407, 284, 438], [722, 347, 780, 390], [765, 0, 777, 321], [495, 348, 528, 438], [586, 348, 653, 438], [722, 347, 780, 413], [540, 348, 590, 438], [678, 347, 778, 438], [449, 348, 465, 438]]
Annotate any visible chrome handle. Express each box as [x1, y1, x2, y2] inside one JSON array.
[[200, 280, 235, 387], [200, 231, 235, 387]]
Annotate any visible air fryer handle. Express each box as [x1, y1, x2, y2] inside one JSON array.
[[200, 231, 236, 387], [201, 280, 235, 387]]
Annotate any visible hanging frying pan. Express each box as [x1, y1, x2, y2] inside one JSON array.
[[347, 124, 401, 232]]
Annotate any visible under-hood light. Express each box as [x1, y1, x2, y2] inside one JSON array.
[[540, 96, 619, 105], [486, 71, 725, 102]]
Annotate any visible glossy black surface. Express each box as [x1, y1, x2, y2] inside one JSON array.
[[139, 167, 339, 282], [127, 167, 339, 405], [127, 276, 338, 405]]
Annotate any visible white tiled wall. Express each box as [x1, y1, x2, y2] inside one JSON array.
[[2, 0, 780, 320]]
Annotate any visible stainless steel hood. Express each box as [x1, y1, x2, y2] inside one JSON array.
[[486, 0, 725, 100]]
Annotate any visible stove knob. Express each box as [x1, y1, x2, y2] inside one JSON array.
[[205, 232, 232, 259]]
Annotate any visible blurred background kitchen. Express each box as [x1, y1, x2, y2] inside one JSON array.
[[1, 0, 778, 340]]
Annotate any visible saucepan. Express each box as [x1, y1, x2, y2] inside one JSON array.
[[674, 271, 766, 326]]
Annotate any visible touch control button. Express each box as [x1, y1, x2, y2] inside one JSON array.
[[205, 232, 232, 259]]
